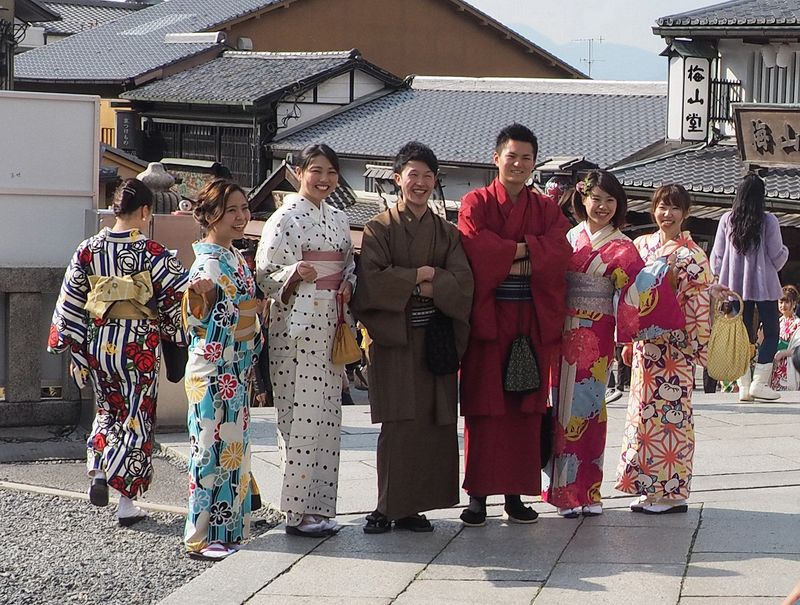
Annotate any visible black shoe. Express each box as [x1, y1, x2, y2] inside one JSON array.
[[251, 492, 262, 511], [89, 478, 109, 507], [342, 391, 355, 405], [394, 513, 433, 532], [363, 511, 391, 534], [117, 513, 147, 527], [504, 495, 538, 524], [460, 496, 487, 527], [285, 525, 331, 538]]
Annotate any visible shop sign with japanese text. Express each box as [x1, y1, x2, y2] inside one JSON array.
[[734, 103, 800, 167], [682, 57, 711, 141]]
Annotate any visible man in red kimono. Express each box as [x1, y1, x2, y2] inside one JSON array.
[[458, 123, 571, 526]]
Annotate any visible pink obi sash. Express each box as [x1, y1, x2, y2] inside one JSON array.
[[303, 250, 345, 291]]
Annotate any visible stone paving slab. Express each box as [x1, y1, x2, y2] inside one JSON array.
[[534, 563, 684, 604], [394, 579, 543, 604], [682, 553, 800, 597], [154, 396, 800, 605]]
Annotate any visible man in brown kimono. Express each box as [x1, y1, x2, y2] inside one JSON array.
[[352, 142, 474, 533]]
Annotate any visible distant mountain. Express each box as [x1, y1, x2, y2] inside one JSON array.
[[512, 23, 667, 81]]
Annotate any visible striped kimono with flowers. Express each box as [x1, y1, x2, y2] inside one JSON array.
[[48, 228, 189, 499], [184, 242, 261, 552], [543, 223, 679, 509]]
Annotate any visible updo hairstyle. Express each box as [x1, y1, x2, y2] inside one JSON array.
[[113, 178, 153, 217], [192, 178, 247, 229]]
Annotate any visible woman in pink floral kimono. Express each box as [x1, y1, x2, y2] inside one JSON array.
[[616, 184, 715, 514], [543, 171, 682, 518]]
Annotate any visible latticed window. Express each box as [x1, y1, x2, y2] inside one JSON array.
[[0, 19, 15, 90]]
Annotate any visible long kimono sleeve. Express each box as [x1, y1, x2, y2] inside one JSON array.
[[458, 191, 516, 340], [351, 219, 417, 346], [613, 249, 647, 344], [431, 229, 474, 356], [678, 247, 713, 366], [150, 247, 190, 345], [524, 199, 572, 346], [47, 243, 92, 387], [255, 212, 305, 300], [184, 258, 236, 368]]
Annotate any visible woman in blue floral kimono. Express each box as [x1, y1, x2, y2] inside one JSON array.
[[49, 178, 189, 526], [183, 179, 261, 561]]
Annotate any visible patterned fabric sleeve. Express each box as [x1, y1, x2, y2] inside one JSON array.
[[678, 245, 713, 366], [185, 257, 237, 367], [48, 241, 92, 387], [255, 212, 305, 300], [613, 244, 646, 343], [148, 242, 190, 345]]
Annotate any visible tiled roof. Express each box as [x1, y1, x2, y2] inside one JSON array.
[[657, 0, 800, 28], [612, 142, 800, 201], [272, 85, 666, 169], [121, 50, 401, 105], [36, 0, 145, 36], [15, 0, 282, 83]]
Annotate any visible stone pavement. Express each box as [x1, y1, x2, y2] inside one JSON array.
[[157, 391, 800, 604]]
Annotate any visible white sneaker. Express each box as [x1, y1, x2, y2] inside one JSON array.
[[750, 363, 781, 401]]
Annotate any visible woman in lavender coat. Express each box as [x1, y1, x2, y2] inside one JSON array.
[[710, 173, 789, 401]]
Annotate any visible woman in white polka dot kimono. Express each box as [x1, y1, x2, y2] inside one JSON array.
[[256, 144, 356, 537]]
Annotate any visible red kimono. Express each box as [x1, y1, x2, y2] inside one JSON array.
[[458, 179, 571, 496]]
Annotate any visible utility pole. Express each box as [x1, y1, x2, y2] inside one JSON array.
[[573, 37, 604, 78]]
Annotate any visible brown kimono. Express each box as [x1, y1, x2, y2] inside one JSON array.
[[352, 203, 474, 520]]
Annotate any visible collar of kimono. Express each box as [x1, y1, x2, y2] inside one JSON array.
[[192, 241, 240, 268], [581, 221, 622, 248], [102, 227, 146, 243], [398, 200, 431, 223], [656, 230, 693, 256], [286, 193, 328, 221]]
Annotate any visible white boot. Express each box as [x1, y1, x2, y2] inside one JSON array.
[[737, 367, 754, 402], [749, 363, 780, 401]]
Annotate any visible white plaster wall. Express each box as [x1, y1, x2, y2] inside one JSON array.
[[276, 102, 340, 132], [352, 71, 384, 98], [667, 56, 685, 141]]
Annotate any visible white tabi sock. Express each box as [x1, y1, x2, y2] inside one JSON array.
[[117, 496, 145, 519]]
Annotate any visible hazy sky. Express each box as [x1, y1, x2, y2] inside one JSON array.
[[468, 0, 711, 52], [467, 0, 716, 79]]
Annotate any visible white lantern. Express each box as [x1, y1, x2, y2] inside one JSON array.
[[762, 45, 778, 68], [776, 44, 794, 69]]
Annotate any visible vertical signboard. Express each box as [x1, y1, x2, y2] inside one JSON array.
[[682, 57, 711, 141]]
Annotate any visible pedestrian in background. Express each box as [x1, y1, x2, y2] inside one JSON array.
[[256, 144, 355, 538], [183, 179, 260, 560], [771, 285, 800, 391], [710, 172, 789, 401], [49, 178, 189, 526]]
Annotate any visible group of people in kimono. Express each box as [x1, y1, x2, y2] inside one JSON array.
[[49, 121, 750, 561]]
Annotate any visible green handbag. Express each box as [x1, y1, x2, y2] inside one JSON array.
[[504, 333, 540, 393]]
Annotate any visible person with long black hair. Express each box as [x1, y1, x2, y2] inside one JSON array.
[[710, 173, 789, 401]]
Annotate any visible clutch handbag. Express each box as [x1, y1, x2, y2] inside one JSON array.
[[332, 293, 361, 365]]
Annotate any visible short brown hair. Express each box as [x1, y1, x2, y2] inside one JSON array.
[[572, 170, 628, 229], [192, 178, 247, 229], [650, 184, 692, 218]]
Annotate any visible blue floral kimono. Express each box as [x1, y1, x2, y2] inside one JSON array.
[[183, 242, 261, 552]]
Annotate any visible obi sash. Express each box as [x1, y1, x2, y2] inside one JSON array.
[[566, 271, 615, 316], [409, 295, 436, 327], [303, 250, 344, 291], [234, 298, 259, 342], [495, 275, 532, 301], [85, 271, 157, 320]]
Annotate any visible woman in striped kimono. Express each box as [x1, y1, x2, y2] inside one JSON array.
[[48, 178, 189, 526], [256, 144, 356, 538]]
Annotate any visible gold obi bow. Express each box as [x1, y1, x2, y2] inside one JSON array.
[[85, 271, 157, 320]]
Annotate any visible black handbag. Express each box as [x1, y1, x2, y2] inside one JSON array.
[[504, 334, 540, 392], [161, 339, 189, 383], [425, 310, 459, 375], [792, 345, 800, 375]]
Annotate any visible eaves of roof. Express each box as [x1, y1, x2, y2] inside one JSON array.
[[652, 24, 800, 37], [16, 0, 61, 23]]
